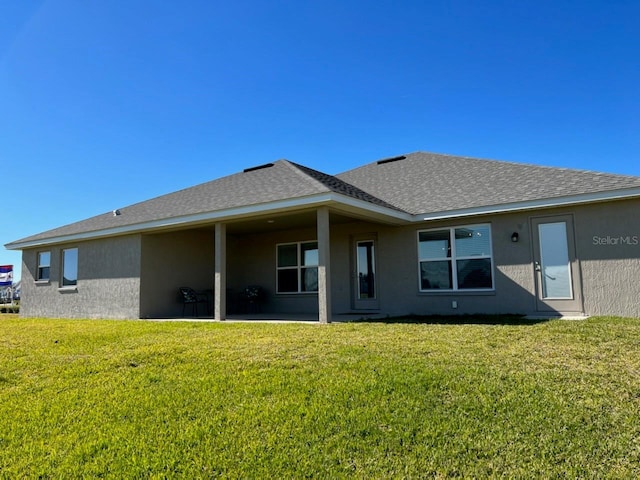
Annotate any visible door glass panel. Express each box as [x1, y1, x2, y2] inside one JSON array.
[[357, 241, 376, 299], [538, 222, 572, 299]]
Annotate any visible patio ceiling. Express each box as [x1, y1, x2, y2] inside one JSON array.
[[174, 209, 369, 236]]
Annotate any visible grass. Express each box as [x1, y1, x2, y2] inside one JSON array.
[[1, 315, 639, 478]]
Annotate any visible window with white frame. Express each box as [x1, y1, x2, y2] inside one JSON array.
[[61, 248, 78, 287], [37, 251, 51, 281], [277, 241, 318, 293], [418, 224, 494, 291]]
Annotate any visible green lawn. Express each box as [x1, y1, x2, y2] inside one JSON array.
[[1, 315, 639, 478]]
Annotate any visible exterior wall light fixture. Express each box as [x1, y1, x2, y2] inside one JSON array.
[[511, 232, 519, 242]]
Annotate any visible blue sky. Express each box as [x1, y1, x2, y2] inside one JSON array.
[[2, 0, 639, 281]]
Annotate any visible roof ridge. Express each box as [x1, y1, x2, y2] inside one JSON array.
[[288, 161, 407, 212], [278, 160, 334, 193]]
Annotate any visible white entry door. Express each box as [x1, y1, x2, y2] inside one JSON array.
[[531, 215, 583, 314]]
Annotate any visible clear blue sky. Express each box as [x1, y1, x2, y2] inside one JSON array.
[[2, 0, 639, 281]]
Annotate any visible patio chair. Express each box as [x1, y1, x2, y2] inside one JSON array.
[[243, 285, 264, 313], [178, 287, 209, 317]]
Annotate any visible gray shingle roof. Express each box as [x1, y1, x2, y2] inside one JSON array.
[[7, 151, 640, 248], [288, 162, 402, 211], [7, 160, 394, 247], [336, 151, 640, 215]]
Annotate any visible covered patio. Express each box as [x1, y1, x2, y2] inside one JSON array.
[[138, 202, 405, 323]]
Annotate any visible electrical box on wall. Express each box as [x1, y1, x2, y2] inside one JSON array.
[[452, 301, 458, 309]]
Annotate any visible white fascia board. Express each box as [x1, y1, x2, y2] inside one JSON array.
[[7, 193, 410, 250], [415, 188, 640, 221], [14, 187, 637, 250]]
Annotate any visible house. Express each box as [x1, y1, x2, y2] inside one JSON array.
[[6, 151, 640, 321]]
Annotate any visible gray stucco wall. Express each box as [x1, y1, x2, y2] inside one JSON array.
[[329, 216, 536, 317], [572, 198, 640, 317], [139, 230, 215, 318], [362, 199, 640, 318], [224, 198, 639, 318], [18, 198, 640, 320], [227, 227, 320, 314], [223, 216, 538, 317], [20, 235, 142, 319]]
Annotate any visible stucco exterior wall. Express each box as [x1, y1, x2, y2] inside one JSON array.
[[222, 216, 539, 317], [328, 199, 640, 318], [571, 199, 640, 317], [367, 199, 639, 318], [20, 235, 142, 319], [17, 198, 640, 320], [330, 215, 537, 317], [221, 199, 640, 319], [139, 230, 215, 318], [227, 227, 320, 314]]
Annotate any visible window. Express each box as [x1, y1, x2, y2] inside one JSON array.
[[356, 240, 376, 299], [418, 224, 494, 291], [61, 248, 78, 287], [37, 251, 51, 281], [277, 241, 318, 293]]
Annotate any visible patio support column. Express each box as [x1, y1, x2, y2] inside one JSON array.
[[317, 206, 332, 324], [214, 222, 227, 321]]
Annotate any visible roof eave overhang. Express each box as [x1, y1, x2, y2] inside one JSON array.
[[6, 193, 412, 250], [414, 187, 640, 221], [10, 188, 638, 250]]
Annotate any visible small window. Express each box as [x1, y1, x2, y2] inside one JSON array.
[[37, 251, 51, 281], [418, 225, 494, 291], [277, 241, 318, 293], [61, 248, 78, 287]]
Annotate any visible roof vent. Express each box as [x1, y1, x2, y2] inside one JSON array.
[[244, 163, 274, 173], [377, 155, 406, 165], [113, 209, 121, 217]]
